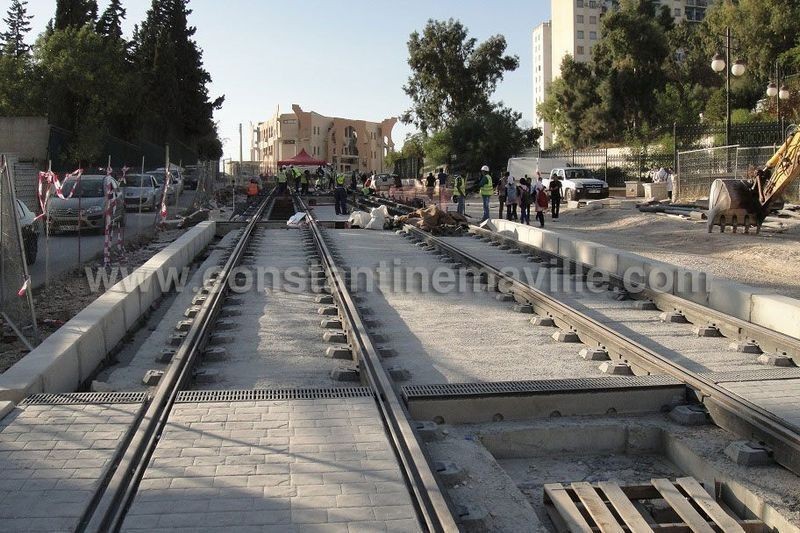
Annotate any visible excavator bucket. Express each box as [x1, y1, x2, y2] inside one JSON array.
[[707, 179, 762, 233], [707, 129, 800, 234]]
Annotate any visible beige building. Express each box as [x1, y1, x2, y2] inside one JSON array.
[[535, 0, 712, 148], [250, 105, 397, 175]]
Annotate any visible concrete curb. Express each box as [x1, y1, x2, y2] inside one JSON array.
[[484, 219, 798, 340], [0, 221, 216, 402]]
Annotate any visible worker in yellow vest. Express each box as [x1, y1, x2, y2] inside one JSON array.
[[277, 166, 288, 195], [479, 165, 493, 222], [453, 174, 466, 215], [334, 173, 348, 215]]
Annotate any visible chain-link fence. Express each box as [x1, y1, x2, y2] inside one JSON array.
[[676, 144, 800, 203], [0, 155, 38, 345]]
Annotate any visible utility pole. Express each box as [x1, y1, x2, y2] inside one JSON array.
[[239, 123, 243, 179]]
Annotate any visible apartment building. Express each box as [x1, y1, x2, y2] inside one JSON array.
[[533, 0, 712, 148], [250, 105, 397, 175]]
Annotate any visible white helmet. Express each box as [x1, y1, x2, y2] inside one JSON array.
[[481, 165, 490, 172]]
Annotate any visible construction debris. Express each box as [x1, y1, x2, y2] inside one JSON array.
[[394, 205, 469, 235]]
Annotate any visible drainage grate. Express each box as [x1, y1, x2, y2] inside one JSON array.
[[22, 391, 147, 405], [176, 387, 373, 403], [700, 368, 800, 384], [402, 375, 682, 400]]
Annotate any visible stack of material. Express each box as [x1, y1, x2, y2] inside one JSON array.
[[396, 205, 469, 235]]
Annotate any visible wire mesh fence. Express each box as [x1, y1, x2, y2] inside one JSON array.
[[0, 155, 38, 345], [675, 146, 737, 202]]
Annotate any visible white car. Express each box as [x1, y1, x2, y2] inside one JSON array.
[[544, 167, 610, 202], [124, 174, 162, 211]]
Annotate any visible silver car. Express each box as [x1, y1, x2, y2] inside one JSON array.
[[147, 171, 176, 203], [47, 175, 125, 232], [124, 174, 162, 211]]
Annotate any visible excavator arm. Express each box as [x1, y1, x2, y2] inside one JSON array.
[[760, 129, 800, 208]]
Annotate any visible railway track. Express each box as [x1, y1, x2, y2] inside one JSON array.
[[72, 191, 458, 532]]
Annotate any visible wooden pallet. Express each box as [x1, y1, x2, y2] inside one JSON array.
[[543, 477, 765, 533]]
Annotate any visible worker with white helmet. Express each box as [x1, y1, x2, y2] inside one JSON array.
[[479, 165, 493, 222]]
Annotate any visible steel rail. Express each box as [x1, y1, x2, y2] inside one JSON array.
[[404, 225, 800, 476], [76, 190, 276, 533], [295, 194, 459, 532]]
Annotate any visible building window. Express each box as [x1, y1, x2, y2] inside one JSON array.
[[577, 30, 584, 39], [589, 0, 596, 7], [577, 45, 585, 55], [589, 31, 597, 40], [577, 0, 583, 6], [577, 15, 584, 23], [589, 15, 597, 24]]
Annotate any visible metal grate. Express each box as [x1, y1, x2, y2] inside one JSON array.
[[700, 368, 800, 384], [176, 387, 373, 403], [402, 375, 682, 400], [22, 391, 147, 405]]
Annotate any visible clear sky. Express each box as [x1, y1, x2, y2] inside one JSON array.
[[23, 0, 550, 160]]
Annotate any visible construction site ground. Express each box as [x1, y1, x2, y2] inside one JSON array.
[[462, 197, 800, 299]]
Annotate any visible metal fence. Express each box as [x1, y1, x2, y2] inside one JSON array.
[[394, 157, 423, 180], [531, 147, 674, 187], [675, 144, 799, 203], [0, 155, 38, 346], [674, 122, 784, 151], [47, 126, 200, 172]]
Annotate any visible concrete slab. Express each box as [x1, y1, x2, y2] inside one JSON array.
[[751, 294, 800, 340]]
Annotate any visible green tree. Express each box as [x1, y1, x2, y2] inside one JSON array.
[[402, 18, 518, 132], [37, 25, 131, 163], [54, 0, 98, 29], [95, 0, 125, 40], [0, 0, 33, 57]]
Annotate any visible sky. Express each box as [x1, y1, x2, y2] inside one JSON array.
[[23, 0, 550, 161]]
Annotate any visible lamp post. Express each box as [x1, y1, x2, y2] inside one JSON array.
[[710, 27, 746, 146], [767, 60, 794, 140]]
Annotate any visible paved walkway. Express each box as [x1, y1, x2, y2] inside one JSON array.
[[0, 400, 140, 532], [122, 396, 420, 532]]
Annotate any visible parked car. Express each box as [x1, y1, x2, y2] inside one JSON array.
[[15, 199, 39, 265], [543, 167, 610, 202], [147, 171, 176, 203], [370, 173, 400, 192], [124, 174, 162, 211], [153, 167, 184, 195], [47, 175, 125, 233], [183, 165, 199, 190]]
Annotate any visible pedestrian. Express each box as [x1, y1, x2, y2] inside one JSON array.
[[452, 174, 466, 216], [350, 170, 358, 191], [425, 172, 435, 203], [334, 173, 348, 215], [519, 178, 531, 225], [505, 175, 518, 221], [533, 175, 547, 227], [437, 168, 448, 207], [479, 165, 493, 222], [497, 172, 508, 219], [667, 168, 674, 200], [548, 175, 562, 219], [301, 170, 310, 195]]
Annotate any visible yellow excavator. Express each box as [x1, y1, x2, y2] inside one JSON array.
[[707, 127, 800, 233]]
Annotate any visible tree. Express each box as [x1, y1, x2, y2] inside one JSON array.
[[96, 0, 125, 40], [0, 0, 33, 57], [425, 104, 539, 174], [385, 132, 426, 169], [402, 18, 518, 132], [54, 0, 98, 29]]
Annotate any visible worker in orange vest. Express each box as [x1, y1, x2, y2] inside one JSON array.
[[247, 178, 259, 198]]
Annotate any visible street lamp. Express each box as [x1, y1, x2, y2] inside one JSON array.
[[710, 27, 746, 146], [766, 61, 794, 140]]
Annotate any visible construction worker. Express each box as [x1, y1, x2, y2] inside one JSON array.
[[277, 166, 288, 195], [479, 165, 493, 222], [334, 173, 348, 215], [247, 178, 259, 199], [453, 174, 466, 216], [293, 166, 302, 193], [301, 170, 310, 195]]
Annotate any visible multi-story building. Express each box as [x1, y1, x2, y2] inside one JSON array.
[[533, 0, 712, 148], [532, 22, 553, 149], [250, 105, 397, 175]]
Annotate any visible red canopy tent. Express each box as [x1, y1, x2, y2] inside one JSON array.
[[277, 149, 326, 167]]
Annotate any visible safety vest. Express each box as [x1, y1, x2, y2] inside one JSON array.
[[247, 183, 259, 196], [480, 174, 494, 196], [300, 173, 309, 184], [277, 171, 287, 183], [336, 174, 346, 186], [454, 176, 465, 197]]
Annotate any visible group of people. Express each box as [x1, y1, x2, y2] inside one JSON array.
[[477, 165, 561, 227]]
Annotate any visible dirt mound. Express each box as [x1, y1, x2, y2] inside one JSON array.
[[396, 205, 469, 235]]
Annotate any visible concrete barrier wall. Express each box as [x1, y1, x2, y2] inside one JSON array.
[[487, 219, 799, 340], [0, 221, 216, 402]]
